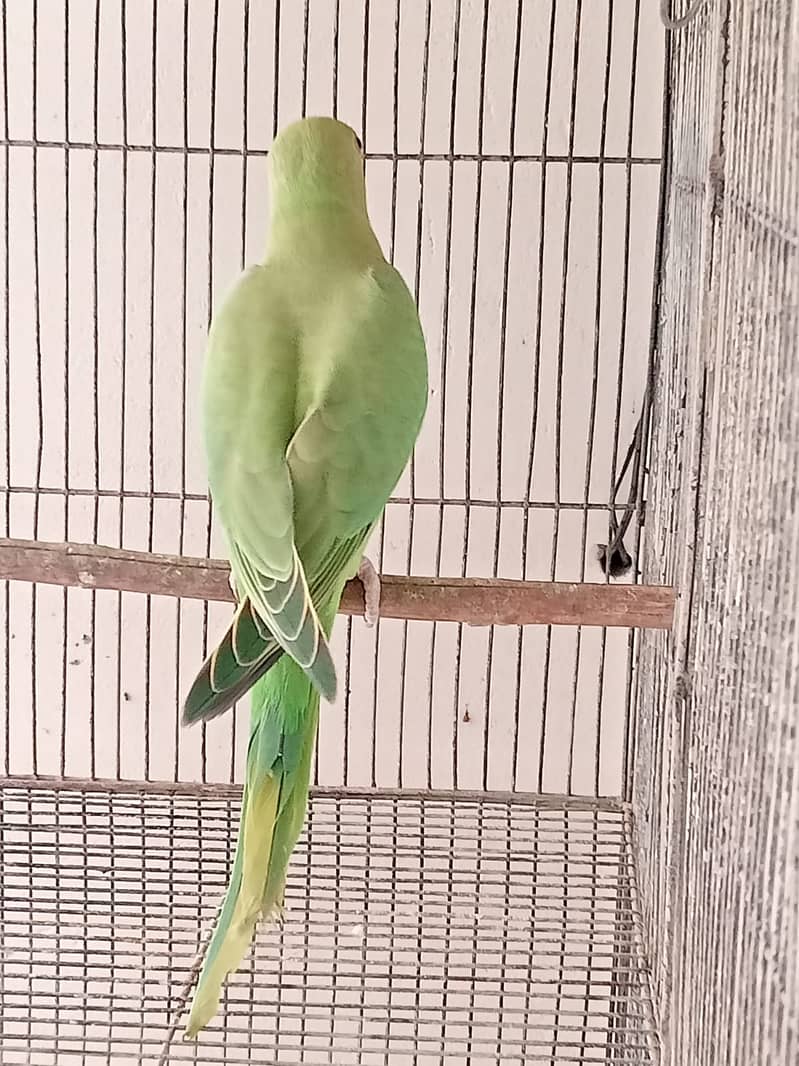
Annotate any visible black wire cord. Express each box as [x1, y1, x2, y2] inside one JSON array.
[[596, 387, 648, 579]]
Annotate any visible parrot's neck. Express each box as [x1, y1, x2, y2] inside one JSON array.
[[266, 200, 383, 265], [269, 162, 369, 215]]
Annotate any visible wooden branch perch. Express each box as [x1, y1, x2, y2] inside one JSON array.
[[0, 537, 675, 630]]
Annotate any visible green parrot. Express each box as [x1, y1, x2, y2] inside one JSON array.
[[181, 116, 428, 1036]]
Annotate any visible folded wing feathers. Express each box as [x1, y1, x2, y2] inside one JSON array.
[[184, 528, 372, 724], [231, 542, 333, 696]]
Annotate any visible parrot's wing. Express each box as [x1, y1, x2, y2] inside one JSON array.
[[183, 600, 282, 725], [229, 539, 335, 697], [201, 267, 339, 703], [288, 263, 429, 543], [183, 528, 370, 724]]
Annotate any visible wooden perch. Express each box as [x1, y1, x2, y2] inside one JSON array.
[[0, 537, 675, 630]]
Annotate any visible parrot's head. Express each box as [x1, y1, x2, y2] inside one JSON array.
[[269, 117, 366, 212]]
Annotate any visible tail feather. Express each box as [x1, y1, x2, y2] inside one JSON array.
[[184, 662, 321, 1038], [262, 701, 320, 911]]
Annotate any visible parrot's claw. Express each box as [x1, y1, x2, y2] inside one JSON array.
[[357, 557, 381, 627]]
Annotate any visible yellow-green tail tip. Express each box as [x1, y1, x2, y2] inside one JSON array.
[[184, 996, 219, 1040]]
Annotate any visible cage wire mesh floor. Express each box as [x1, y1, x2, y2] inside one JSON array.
[[0, 785, 658, 1065]]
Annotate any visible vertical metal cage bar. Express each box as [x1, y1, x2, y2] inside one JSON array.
[[2, 0, 10, 778]]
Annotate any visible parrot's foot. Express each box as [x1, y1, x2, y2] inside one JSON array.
[[228, 570, 239, 602], [357, 557, 381, 627]]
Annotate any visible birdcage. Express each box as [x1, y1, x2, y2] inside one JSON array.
[[0, 1, 796, 1064]]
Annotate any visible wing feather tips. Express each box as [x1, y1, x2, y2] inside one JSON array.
[[239, 545, 340, 704], [182, 601, 283, 726], [182, 646, 282, 726], [310, 647, 338, 703], [184, 531, 369, 724]]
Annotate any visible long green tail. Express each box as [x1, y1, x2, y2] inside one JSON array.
[[184, 653, 322, 1037]]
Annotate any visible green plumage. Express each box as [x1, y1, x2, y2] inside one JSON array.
[[182, 116, 428, 1036]]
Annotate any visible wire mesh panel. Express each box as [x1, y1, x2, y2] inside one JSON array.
[[0, 785, 659, 1065], [0, 0, 664, 798], [635, 2, 798, 1064]]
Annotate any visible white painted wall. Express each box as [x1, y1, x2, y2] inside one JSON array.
[[0, 0, 664, 796]]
